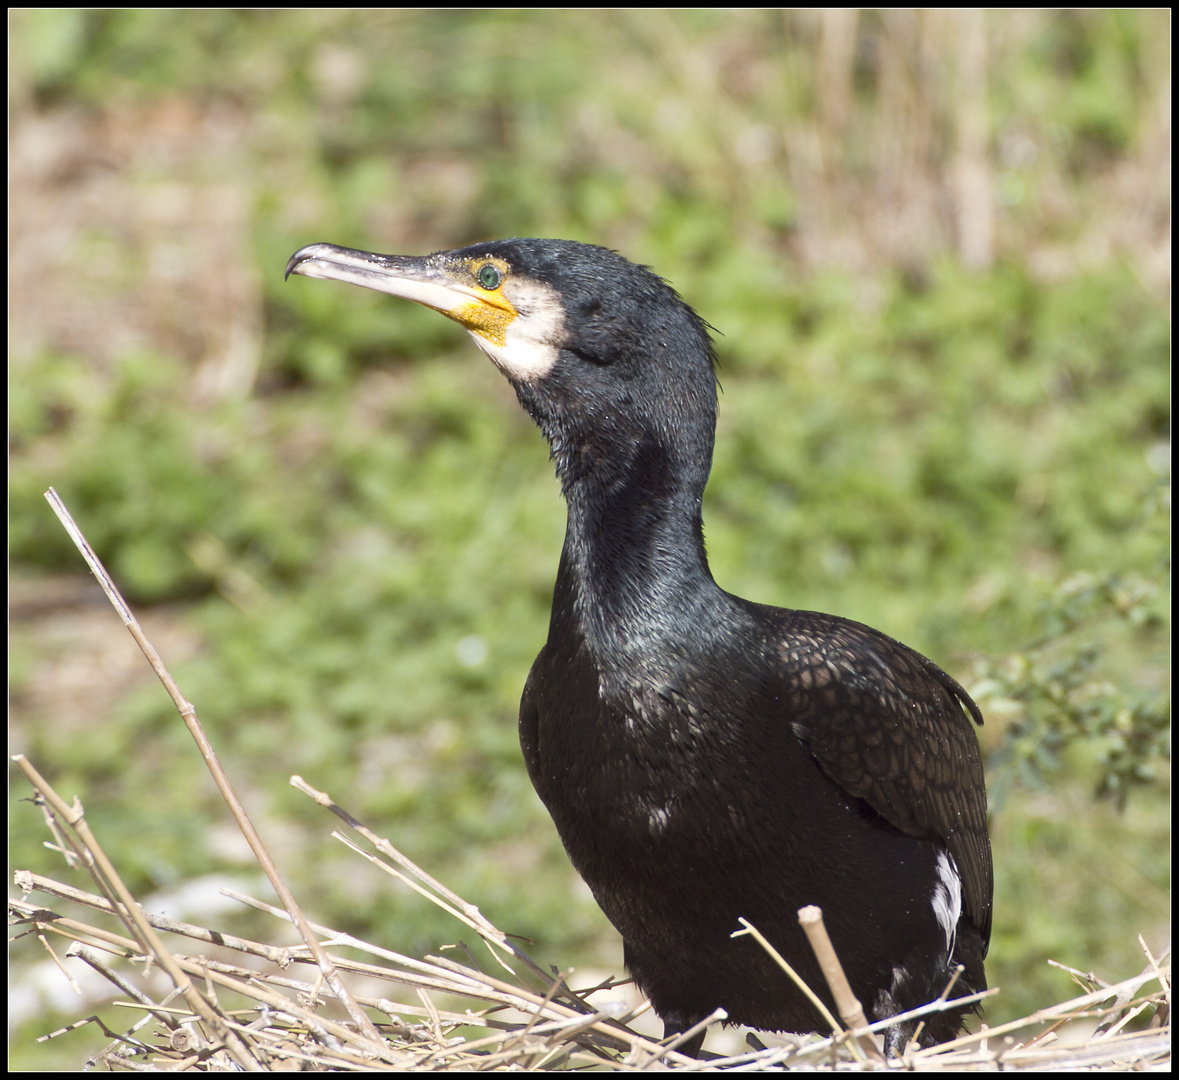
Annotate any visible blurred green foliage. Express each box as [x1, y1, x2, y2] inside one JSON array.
[[10, 9, 1168, 1060]]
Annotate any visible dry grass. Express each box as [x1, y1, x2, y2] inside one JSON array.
[[10, 793, 1170, 1070]]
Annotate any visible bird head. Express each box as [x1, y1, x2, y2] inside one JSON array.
[[286, 238, 718, 493]]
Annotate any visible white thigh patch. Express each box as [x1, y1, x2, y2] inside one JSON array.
[[931, 850, 962, 955]]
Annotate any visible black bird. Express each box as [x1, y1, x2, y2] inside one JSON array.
[[285, 238, 992, 1055]]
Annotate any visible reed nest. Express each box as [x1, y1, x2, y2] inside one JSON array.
[[10, 492, 1170, 1072]]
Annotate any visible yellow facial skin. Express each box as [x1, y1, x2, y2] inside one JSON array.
[[444, 257, 517, 347]]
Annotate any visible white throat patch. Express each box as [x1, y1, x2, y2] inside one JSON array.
[[471, 277, 566, 383]]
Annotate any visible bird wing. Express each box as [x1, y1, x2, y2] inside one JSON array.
[[776, 611, 993, 945]]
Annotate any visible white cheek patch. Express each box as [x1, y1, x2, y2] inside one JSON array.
[[471, 277, 566, 383], [931, 850, 963, 956]]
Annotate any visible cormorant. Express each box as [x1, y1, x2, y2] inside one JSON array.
[[285, 238, 992, 1055]]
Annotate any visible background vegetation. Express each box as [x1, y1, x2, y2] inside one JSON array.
[[10, 9, 1168, 1066]]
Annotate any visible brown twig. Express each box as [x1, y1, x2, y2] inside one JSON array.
[[797, 904, 885, 1060], [41, 488, 385, 1049]]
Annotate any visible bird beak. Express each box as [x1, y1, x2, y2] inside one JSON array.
[[285, 243, 518, 345]]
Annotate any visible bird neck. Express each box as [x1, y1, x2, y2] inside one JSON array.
[[555, 435, 722, 665]]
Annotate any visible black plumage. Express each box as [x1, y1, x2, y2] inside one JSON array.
[[285, 238, 992, 1055]]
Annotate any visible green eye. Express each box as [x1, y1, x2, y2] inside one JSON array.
[[478, 263, 502, 290]]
